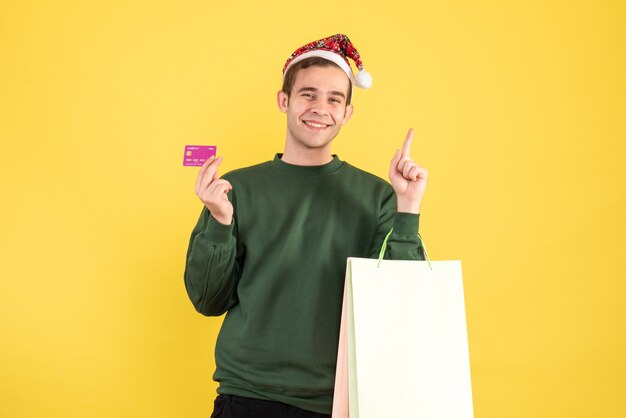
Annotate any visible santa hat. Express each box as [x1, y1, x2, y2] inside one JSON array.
[[282, 34, 372, 90]]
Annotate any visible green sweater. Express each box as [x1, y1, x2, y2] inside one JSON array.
[[184, 154, 425, 414]]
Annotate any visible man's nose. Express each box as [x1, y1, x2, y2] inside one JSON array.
[[311, 98, 330, 115]]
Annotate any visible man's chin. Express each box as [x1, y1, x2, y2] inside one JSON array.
[[301, 137, 335, 149]]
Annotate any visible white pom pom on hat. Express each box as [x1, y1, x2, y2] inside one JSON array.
[[282, 34, 372, 92], [355, 68, 372, 89]]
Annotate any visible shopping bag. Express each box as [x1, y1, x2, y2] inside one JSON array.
[[332, 237, 473, 418]]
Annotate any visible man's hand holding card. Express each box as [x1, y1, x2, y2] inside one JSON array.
[[194, 155, 233, 226]]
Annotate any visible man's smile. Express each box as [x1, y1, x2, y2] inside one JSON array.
[[302, 119, 332, 130]]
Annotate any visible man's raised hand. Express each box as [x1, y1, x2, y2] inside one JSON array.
[[195, 156, 233, 225], [389, 128, 428, 214]]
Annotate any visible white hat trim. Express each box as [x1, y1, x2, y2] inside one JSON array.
[[283, 50, 354, 85]]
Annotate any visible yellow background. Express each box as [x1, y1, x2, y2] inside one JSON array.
[[1, 0, 625, 417]]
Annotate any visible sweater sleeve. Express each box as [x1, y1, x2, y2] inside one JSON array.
[[368, 187, 426, 261], [183, 205, 243, 316]]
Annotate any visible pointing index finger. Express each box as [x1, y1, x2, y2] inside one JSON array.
[[401, 128, 414, 156]]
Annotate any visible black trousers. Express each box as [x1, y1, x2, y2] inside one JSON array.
[[211, 394, 331, 418]]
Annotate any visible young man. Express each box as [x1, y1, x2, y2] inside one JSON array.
[[184, 34, 428, 418]]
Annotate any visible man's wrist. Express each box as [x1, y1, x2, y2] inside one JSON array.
[[396, 198, 421, 214], [212, 214, 233, 225], [207, 209, 232, 226]]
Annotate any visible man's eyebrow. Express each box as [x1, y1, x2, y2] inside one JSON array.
[[296, 86, 346, 99], [297, 87, 318, 93]]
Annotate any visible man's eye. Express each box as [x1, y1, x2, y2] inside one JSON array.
[[303, 93, 314, 98], [330, 98, 342, 104]]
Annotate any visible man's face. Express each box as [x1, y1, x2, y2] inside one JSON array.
[[277, 65, 353, 152]]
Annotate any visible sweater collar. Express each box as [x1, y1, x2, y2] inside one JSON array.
[[271, 153, 344, 177]]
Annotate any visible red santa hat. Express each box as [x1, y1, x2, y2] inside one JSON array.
[[282, 34, 372, 90]]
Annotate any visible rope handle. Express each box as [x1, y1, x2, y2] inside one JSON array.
[[377, 228, 432, 269]]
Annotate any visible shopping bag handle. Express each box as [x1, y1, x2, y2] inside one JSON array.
[[377, 228, 432, 269]]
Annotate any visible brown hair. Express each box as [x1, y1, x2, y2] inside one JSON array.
[[282, 57, 353, 105]]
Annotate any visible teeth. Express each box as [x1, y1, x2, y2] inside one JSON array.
[[304, 121, 327, 128]]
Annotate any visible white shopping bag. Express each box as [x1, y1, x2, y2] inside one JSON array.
[[332, 255, 474, 418]]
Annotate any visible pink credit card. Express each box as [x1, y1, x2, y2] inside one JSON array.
[[183, 145, 216, 166]]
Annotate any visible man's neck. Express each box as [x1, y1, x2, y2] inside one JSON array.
[[281, 144, 333, 166]]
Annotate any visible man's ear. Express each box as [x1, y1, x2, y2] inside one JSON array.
[[342, 104, 354, 125], [277, 90, 289, 113]]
